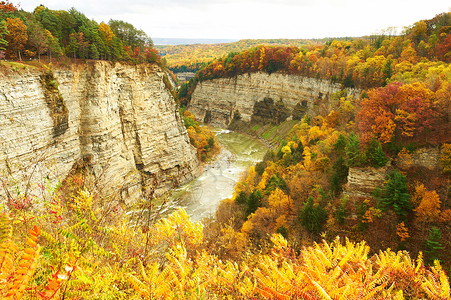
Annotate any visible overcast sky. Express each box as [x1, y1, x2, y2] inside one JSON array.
[[16, 0, 450, 40]]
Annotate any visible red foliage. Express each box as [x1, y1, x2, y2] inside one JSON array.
[[436, 33, 451, 63], [0, 0, 17, 12], [358, 82, 444, 146]]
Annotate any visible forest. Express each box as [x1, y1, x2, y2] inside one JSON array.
[[179, 12, 450, 105], [158, 38, 322, 73], [190, 10, 451, 280], [0, 1, 450, 298], [0, 1, 160, 63]]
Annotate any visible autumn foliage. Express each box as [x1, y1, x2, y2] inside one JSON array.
[[0, 194, 449, 299], [358, 82, 448, 146], [182, 109, 218, 161], [0, 3, 161, 64]]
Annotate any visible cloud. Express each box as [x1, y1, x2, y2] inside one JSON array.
[[16, 0, 451, 39]]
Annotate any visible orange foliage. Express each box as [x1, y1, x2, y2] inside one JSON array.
[[414, 188, 441, 223], [396, 222, 410, 242], [0, 1, 17, 12], [358, 82, 442, 145], [396, 148, 413, 169]]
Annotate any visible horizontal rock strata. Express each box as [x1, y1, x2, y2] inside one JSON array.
[[189, 72, 360, 127], [0, 62, 199, 204]]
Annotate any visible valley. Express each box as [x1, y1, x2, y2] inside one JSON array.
[[0, 1, 449, 298]]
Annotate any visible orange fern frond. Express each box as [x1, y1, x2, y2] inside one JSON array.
[[4, 225, 41, 300], [39, 263, 76, 300]]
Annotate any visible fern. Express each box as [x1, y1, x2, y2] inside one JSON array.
[[5, 225, 41, 300], [0, 214, 16, 284]]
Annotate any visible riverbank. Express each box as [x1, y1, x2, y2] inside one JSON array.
[[165, 128, 268, 221]]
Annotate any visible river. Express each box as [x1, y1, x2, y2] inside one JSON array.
[[163, 129, 268, 221]]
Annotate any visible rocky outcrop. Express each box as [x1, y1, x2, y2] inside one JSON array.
[[0, 62, 199, 204], [410, 147, 440, 169], [344, 147, 442, 199], [189, 72, 360, 127], [344, 166, 390, 199]]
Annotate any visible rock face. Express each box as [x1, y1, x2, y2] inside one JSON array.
[[189, 72, 360, 127], [0, 62, 199, 204], [344, 148, 442, 199], [344, 166, 390, 199]]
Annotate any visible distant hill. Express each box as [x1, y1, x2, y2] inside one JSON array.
[[157, 38, 329, 70], [153, 38, 239, 45]]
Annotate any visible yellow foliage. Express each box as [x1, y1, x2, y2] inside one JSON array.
[[256, 170, 270, 191], [152, 208, 203, 249], [268, 188, 292, 212], [0, 202, 449, 299], [414, 189, 441, 223], [440, 143, 451, 173], [245, 166, 257, 191]]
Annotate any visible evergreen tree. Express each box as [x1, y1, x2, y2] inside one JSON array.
[[0, 19, 8, 51], [345, 132, 361, 167], [245, 190, 262, 216], [379, 170, 411, 219], [331, 155, 349, 196], [300, 196, 328, 234], [424, 226, 444, 264], [334, 133, 347, 153], [90, 43, 99, 59], [365, 137, 388, 167]]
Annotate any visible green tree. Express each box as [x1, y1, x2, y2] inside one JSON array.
[[35, 6, 63, 41], [108, 19, 151, 49], [265, 174, 288, 194], [109, 36, 124, 60], [68, 32, 77, 58], [68, 8, 90, 30], [379, 170, 411, 219], [345, 132, 361, 167], [300, 196, 328, 234], [334, 133, 347, 153], [90, 43, 99, 59], [0, 19, 9, 51], [365, 137, 388, 167], [331, 155, 348, 196], [53, 10, 76, 46], [424, 226, 444, 265], [44, 29, 62, 60], [26, 19, 48, 61], [245, 190, 263, 216]]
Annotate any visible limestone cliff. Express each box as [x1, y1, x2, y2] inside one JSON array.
[[0, 62, 199, 204], [189, 72, 360, 127]]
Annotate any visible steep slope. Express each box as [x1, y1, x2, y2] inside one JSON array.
[[0, 62, 199, 204], [189, 72, 359, 127]]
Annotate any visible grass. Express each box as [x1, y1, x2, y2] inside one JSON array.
[[0, 61, 38, 72], [256, 120, 299, 145]]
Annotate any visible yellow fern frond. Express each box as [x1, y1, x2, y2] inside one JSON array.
[[127, 273, 150, 298]]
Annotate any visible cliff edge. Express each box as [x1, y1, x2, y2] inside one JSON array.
[[0, 61, 199, 204], [189, 72, 360, 127]]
